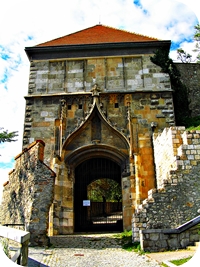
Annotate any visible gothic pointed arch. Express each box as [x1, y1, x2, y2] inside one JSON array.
[[61, 84, 130, 163]]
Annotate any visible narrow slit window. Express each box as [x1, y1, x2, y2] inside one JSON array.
[[114, 103, 119, 108], [79, 104, 82, 109], [68, 104, 72, 110]]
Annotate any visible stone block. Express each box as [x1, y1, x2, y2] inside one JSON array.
[[32, 122, 51, 127], [167, 237, 179, 249], [149, 233, 159, 241], [132, 217, 140, 223], [61, 226, 73, 234]]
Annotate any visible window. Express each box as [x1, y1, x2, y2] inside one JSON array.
[[114, 103, 119, 108]]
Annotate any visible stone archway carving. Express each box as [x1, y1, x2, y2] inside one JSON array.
[[64, 143, 128, 169], [55, 84, 132, 233]]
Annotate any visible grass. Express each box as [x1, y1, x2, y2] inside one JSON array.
[[170, 256, 192, 266], [114, 230, 143, 253], [0, 238, 11, 258], [161, 256, 193, 266], [122, 241, 141, 252], [182, 116, 200, 129], [186, 125, 200, 131]]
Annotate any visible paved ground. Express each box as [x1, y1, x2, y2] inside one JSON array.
[[147, 249, 195, 264], [28, 233, 161, 267], [27, 233, 196, 267]]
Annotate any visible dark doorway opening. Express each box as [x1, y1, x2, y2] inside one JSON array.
[[74, 157, 123, 232]]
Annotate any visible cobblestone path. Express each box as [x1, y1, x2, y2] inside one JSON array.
[[28, 233, 161, 267]]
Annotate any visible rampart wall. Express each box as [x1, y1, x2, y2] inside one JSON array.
[[176, 63, 200, 117], [153, 127, 185, 188], [132, 127, 200, 251], [0, 140, 55, 246]]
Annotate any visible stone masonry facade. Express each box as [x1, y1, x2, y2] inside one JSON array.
[[0, 141, 55, 246], [22, 53, 175, 235], [132, 127, 200, 251], [24, 56, 173, 157]]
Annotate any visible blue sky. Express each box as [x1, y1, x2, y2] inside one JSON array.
[[133, 0, 148, 14], [0, 0, 199, 201]]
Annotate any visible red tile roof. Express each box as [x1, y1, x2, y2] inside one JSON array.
[[36, 24, 159, 47]]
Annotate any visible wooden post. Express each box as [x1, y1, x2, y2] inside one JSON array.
[[20, 239, 29, 266], [0, 226, 30, 266]]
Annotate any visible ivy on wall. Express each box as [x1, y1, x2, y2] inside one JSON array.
[[150, 48, 190, 126]]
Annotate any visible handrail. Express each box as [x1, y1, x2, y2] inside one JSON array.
[[163, 215, 200, 234], [3, 224, 25, 227], [0, 226, 30, 266], [0, 244, 22, 266]]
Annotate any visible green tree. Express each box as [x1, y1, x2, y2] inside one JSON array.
[[150, 47, 190, 125], [177, 48, 192, 63], [0, 128, 18, 143], [193, 24, 200, 62], [87, 178, 122, 202], [177, 23, 200, 63]]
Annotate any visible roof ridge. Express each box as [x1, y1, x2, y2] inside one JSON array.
[[36, 24, 102, 47], [36, 24, 160, 47], [99, 24, 159, 41]]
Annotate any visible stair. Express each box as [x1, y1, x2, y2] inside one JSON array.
[[187, 242, 200, 251]]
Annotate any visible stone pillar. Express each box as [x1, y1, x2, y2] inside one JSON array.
[[60, 164, 74, 234], [37, 140, 45, 161], [122, 175, 132, 231], [48, 203, 54, 236], [134, 154, 142, 207]]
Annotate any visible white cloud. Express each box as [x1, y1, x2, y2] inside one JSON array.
[[0, 0, 199, 201]]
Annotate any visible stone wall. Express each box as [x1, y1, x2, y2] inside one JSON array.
[[22, 54, 176, 234], [132, 127, 200, 251], [153, 127, 185, 188], [140, 224, 200, 252], [175, 63, 200, 117], [24, 56, 173, 161], [0, 140, 56, 246], [22, 48, 177, 234], [28, 56, 171, 96]]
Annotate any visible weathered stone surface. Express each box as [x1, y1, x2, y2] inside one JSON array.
[[20, 52, 176, 234], [0, 141, 55, 246], [175, 63, 200, 117], [133, 127, 200, 251]]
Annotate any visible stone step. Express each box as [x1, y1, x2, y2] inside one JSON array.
[[187, 246, 197, 251], [187, 242, 200, 251]]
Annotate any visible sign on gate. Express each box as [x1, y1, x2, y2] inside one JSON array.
[[83, 200, 90, 206]]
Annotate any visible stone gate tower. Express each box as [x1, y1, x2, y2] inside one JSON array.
[[23, 25, 174, 235]]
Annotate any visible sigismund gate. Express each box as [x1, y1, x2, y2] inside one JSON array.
[[1, 25, 200, 250]]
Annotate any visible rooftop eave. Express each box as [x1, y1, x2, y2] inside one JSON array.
[[25, 40, 171, 61]]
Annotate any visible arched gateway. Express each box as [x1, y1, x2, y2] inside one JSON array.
[[58, 85, 131, 234], [74, 157, 122, 232]]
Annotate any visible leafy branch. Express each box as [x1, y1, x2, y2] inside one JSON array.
[[177, 23, 200, 63], [0, 128, 18, 143]]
